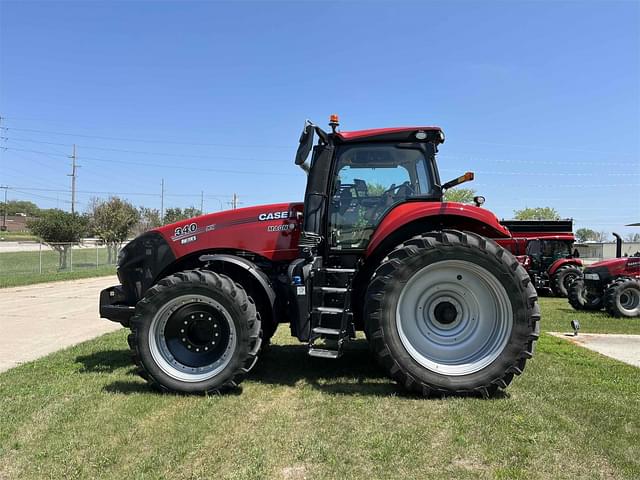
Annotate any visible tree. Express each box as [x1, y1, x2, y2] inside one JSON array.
[[134, 207, 162, 236], [513, 207, 560, 221], [625, 233, 640, 242], [0, 200, 41, 217], [90, 197, 140, 263], [576, 228, 597, 242], [444, 187, 476, 204], [163, 207, 202, 225], [28, 210, 88, 269]]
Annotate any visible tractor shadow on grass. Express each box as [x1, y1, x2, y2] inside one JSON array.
[[75, 349, 135, 373], [249, 339, 399, 397], [250, 340, 508, 400], [92, 340, 508, 400]]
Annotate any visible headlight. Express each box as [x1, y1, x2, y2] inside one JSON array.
[[584, 273, 599, 280]]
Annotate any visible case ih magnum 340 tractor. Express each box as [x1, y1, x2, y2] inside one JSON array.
[[500, 220, 582, 297], [569, 233, 640, 317], [100, 117, 540, 397]]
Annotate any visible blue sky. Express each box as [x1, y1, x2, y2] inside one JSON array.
[[0, 0, 638, 235]]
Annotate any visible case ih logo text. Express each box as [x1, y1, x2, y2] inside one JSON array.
[[258, 211, 289, 221]]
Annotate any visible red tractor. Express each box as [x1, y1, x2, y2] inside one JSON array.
[[100, 117, 540, 397], [569, 233, 640, 317], [499, 220, 583, 297]]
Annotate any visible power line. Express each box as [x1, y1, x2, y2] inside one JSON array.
[[1, 146, 298, 177], [2, 136, 288, 163], [0, 125, 290, 149]]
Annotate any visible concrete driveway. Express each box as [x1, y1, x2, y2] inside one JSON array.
[[0, 276, 121, 373], [550, 332, 640, 368]]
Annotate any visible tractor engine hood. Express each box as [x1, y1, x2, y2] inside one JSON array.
[[584, 256, 640, 278], [152, 202, 304, 263]]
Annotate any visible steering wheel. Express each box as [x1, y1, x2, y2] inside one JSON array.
[[381, 181, 415, 197]]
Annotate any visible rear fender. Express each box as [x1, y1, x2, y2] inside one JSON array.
[[548, 258, 583, 276], [366, 203, 510, 261]]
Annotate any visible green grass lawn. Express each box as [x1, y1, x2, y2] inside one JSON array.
[[0, 232, 39, 242], [0, 247, 116, 288], [0, 299, 638, 479]]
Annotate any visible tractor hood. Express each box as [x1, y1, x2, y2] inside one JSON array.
[[152, 202, 304, 262], [584, 256, 640, 278]]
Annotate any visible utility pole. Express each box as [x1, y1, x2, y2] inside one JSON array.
[[160, 178, 165, 223], [0, 185, 8, 231], [200, 190, 204, 214], [230, 193, 239, 210], [68, 144, 78, 214]]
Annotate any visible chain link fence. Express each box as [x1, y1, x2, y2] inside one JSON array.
[[0, 241, 120, 279]]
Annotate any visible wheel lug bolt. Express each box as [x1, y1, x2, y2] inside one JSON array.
[[187, 345, 192, 349], [196, 348, 200, 352], [180, 329, 184, 333]]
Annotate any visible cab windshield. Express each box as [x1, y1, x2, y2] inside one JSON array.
[[330, 143, 435, 249]]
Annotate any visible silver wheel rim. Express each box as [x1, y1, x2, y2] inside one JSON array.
[[618, 287, 640, 315], [149, 294, 237, 382], [396, 259, 513, 376]]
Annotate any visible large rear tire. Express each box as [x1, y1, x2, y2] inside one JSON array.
[[365, 230, 540, 397], [567, 278, 603, 311], [551, 264, 582, 297], [128, 269, 261, 394], [604, 278, 640, 318]]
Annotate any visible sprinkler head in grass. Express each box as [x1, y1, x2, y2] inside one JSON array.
[[571, 319, 580, 337]]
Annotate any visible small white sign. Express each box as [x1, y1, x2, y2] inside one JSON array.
[[296, 286, 306, 295]]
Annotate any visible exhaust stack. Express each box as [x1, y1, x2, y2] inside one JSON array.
[[612, 232, 623, 258]]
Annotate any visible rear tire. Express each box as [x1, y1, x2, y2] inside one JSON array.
[[567, 278, 603, 311], [365, 230, 540, 397], [551, 265, 582, 297], [604, 278, 640, 318], [128, 269, 261, 394]]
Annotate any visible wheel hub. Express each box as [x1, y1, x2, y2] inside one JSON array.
[[433, 301, 458, 325], [148, 294, 237, 382], [396, 259, 513, 376]]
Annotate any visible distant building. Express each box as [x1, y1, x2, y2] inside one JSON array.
[[1, 215, 30, 232], [575, 241, 640, 260]]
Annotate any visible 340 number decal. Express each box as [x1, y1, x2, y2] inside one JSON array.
[[174, 223, 197, 236]]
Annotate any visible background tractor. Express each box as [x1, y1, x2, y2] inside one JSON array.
[[100, 116, 540, 397], [500, 220, 582, 297], [569, 233, 640, 317]]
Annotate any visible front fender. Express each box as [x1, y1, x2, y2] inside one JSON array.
[[199, 253, 277, 308]]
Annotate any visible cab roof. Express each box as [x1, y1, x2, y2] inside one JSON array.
[[334, 126, 444, 144]]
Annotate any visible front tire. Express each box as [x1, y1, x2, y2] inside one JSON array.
[[568, 278, 603, 311], [552, 265, 582, 297], [128, 269, 261, 394], [365, 231, 540, 397], [604, 278, 640, 318]]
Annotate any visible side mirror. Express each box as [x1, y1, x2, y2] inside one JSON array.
[[295, 121, 315, 166], [442, 171, 474, 190]]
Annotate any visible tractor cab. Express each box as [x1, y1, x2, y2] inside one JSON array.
[[295, 116, 470, 255], [292, 116, 475, 357], [525, 238, 575, 272], [499, 220, 582, 296]]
